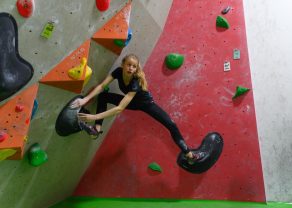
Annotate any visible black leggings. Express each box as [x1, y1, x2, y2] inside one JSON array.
[[95, 92, 190, 154]]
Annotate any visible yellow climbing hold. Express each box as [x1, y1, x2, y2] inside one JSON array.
[[83, 65, 92, 87], [68, 57, 92, 86], [0, 149, 17, 161]]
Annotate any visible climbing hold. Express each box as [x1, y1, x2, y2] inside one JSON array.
[[25, 118, 30, 124], [124, 28, 133, 46], [31, 99, 38, 120], [221, 6, 231, 15], [68, 58, 87, 80], [165, 53, 184, 70], [0, 149, 17, 161], [103, 85, 110, 92], [232, 86, 250, 99], [177, 132, 223, 174], [41, 21, 55, 39], [83, 66, 93, 87], [15, 104, 24, 112], [28, 143, 48, 167], [114, 28, 133, 47], [148, 162, 162, 172], [216, 16, 230, 29], [0, 13, 34, 102], [16, 0, 35, 18], [55, 95, 90, 136], [68, 57, 92, 86], [96, 0, 111, 12], [0, 132, 9, 143]]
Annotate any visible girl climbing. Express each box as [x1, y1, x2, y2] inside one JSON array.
[[70, 54, 204, 162]]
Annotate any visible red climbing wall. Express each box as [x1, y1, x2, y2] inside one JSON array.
[[74, 0, 266, 202]]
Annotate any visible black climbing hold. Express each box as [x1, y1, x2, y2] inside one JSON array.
[[177, 132, 223, 174], [55, 95, 89, 137], [221, 6, 231, 15], [0, 13, 34, 102]]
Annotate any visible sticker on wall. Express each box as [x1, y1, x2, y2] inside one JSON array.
[[233, 49, 240, 60], [224, 61, 231, 72], [0, 13, 34, 102], [92, 1, 131, 55]]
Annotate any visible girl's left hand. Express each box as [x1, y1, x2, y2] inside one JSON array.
[[77, 113, 98, 122]]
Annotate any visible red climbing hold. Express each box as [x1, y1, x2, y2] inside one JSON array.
[[25, 118, 30, 125], [0, 132, 9, 143], [15, 104, 24, 112], [96, 0, 110, 12], [16, 0, 35, 18]]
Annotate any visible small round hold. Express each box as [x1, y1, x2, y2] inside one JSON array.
[[96, 0, 110, 12], [165, 53, 184, 70]]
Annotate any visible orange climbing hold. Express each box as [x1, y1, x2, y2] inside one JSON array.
[[39, 39, 91, 94], [0, 84, 39, 160], [92, 1, 131, 55]]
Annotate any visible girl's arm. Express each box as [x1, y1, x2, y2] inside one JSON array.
[[84, 75, 114, 102], [71, 74, 114, 108], [78, 91, 136, 122]]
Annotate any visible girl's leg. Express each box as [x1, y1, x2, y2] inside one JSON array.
[[141, 102, 190, 154]]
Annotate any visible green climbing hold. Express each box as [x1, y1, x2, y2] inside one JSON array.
[[0, 149, 17, 161], [103, 85, 110, 92], [165, 53, 184, 70], [232, 86, 250, 99], [216, 16, 230, 29], [148, 162, 162, 172], [28, 143, 48, 167], [41, 21, 55, 39], [113, 39, 125, 48]]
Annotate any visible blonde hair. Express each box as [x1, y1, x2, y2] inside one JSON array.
[[122, 54, 148, 91]]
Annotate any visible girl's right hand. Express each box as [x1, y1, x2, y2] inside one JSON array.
[[70, 98, 88, 109]]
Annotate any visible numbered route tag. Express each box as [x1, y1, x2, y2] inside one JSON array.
[[41, 21, 55, 39], [233, 49, 240, 60], [224, 61, 231, 72]]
